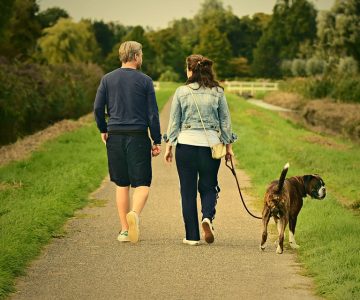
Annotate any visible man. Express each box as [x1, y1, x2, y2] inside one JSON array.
[[94, 41, 161, 243]]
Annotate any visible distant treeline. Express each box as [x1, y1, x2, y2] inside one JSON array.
[[3, 0, 359, 80], [0, 0, 359, 144]]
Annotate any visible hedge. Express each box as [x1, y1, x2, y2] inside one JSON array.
[[0, 58, 103, 145]]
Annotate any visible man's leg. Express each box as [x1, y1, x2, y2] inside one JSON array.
[[116, 185, 130, 230], [131, 186, 149, 215], [126, 186, 149, 243]]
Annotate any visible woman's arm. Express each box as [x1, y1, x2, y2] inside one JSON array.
[[163, 89, 182, 145], [218, 92, 237, 144]]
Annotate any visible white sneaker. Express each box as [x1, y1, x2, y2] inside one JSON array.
[[183, 238, 200, 246], [126, 211, 140, 243], [201, 218, 215, 244], [117, 230, 130, 242]]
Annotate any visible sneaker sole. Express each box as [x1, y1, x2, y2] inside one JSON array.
[[202, 222, 214, 244], [183, 239, 200, 246], [126, 212, 139, 243]]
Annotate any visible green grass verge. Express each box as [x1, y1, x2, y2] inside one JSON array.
[[0, 85, 174, 298], [0, 123, 108, 298], [156, 82, 181, 111], [227, 93, 360, 299]]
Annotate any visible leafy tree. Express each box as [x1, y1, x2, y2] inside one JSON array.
[[252, 0, 317, 78], [170, 18, 197, 55], [230, 14, 270, 63], [92, 20, 116, 59], [37, 7, 69, 29], [316, 0, 360, 67], [148, 28, 187, 80], [0, 0, 15, 39], [36, 19, 100, 64], [194, 24, 232, 79], [0, 0, 41, 59]]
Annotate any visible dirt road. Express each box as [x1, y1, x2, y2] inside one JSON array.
[[11, 99, 320, 300]]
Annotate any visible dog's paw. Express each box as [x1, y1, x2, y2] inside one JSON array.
[[260, 244, 266, 251], [274, 240, 278, 247], [289, 242, 300, 249], [276, 245, 283, 254]]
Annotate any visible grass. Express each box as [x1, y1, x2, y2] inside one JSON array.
[[227, 93, 360, 299], [0, 84, 175, 298], [0, 123, 108, 298], [155, 81, 181, 111]]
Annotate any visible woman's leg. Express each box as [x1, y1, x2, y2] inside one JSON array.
[[175, 144, 200, 241], [198, 147, 221, 221]]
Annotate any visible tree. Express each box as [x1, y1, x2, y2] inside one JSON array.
[[0, 0, 15, 39], [92, 20, 116, 59], [316, 0, 360, 67], [37, 7, 69, 29], [194, 25, 232, 79], [36, 19, 100, 64], [0, 0, 41, 59], [148, 28, 187, 80], [229, 14, 270, 63], [252, 0, 317, 78]]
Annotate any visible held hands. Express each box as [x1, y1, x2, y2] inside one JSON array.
[[152, 144, 161, 157], [164, 145, 173, 163]]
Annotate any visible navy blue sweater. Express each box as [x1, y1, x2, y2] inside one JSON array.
[[94, 68, 161, 144]]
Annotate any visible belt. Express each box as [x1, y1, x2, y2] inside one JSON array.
[[108, 130, 148, 137]]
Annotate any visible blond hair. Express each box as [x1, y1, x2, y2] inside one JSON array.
[[119, 41, 142, 63]]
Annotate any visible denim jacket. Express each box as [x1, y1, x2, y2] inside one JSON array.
[[163, 83, 237, 145]]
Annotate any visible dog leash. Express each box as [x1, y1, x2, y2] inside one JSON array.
[[225, 157, 262, 220]]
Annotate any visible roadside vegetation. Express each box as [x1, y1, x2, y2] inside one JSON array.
[[227, 93, 360, 299]]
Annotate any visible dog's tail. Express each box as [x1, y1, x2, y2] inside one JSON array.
[[276, 162, 289, 193]]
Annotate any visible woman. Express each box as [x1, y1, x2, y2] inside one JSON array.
[[163, 54, 237, 245]]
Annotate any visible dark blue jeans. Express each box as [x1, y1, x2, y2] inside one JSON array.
[[175, 143, 221, 241]]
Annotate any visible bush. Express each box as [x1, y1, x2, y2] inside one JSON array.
[[337, 57, 358, 76], [281, 60, 292, 77], [158, 69, 180, 82], [291, 59, 307, 77], [0, 58, 103, 145], [332, 76, 360, 103], [306, 57, 327, 76], [280, 76, 360, 104]]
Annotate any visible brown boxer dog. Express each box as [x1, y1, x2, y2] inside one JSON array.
[[260, 163, 326, 254]]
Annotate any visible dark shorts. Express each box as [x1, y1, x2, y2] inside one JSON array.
[[106, 132, 152, 188]]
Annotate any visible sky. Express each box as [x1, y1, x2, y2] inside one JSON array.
[[38, 0, 335, 30]]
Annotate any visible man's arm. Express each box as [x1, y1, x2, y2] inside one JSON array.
[[94, 78, 108, 134], [147, 80, 161, 145]]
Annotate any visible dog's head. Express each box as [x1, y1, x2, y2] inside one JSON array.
[[303, 174, 326, 200]]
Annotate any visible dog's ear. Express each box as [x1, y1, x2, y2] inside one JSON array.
[[303, 175, 313, 189]]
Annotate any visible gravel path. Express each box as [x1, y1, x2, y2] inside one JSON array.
[[247, 99, 294, 112], [11, 98, 320, 300]]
